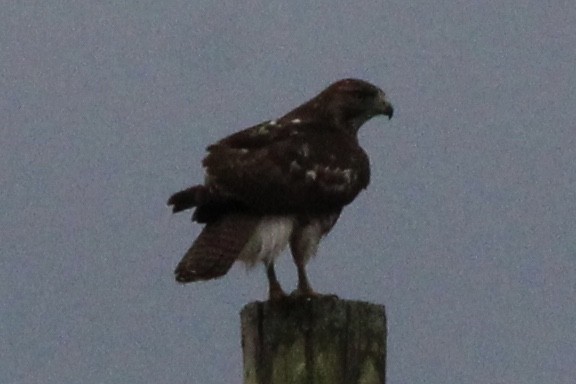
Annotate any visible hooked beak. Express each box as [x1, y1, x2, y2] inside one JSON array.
[[376, 91, 394, 119]]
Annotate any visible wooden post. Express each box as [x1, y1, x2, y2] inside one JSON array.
[[241, 296, 386, 384]]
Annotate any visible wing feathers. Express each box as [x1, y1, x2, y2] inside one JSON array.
[[167, 185, 205, 213], [203, 127, 370, 213]]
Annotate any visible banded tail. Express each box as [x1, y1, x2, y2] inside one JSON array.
[[174, 215, 260, 282]]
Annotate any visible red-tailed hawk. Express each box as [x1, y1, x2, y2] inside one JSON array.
[[168, 79, 393, 299]]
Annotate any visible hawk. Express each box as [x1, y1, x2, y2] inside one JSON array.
[[168, 79, 393, 299]]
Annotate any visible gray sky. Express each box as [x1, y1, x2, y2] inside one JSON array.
[[2, 1, 575, 383]]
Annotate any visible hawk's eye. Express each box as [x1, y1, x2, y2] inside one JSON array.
[[352, 91, 372, 102]]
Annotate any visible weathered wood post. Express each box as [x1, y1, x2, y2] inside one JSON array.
[[241, 296, 386, 384]]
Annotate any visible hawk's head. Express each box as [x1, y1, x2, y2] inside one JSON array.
[[283, 78, 394, 136]]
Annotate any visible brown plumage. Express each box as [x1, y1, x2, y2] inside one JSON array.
[[168, 78, 393, 299], [174, 214, 261, 282]]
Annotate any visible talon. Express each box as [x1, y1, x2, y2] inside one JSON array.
[[290, 288, 319, 298], [290, 289, 339, 300], [269, 287, 288, 301]]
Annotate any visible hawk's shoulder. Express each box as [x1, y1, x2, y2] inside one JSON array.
[[203, 118, 370, 214]]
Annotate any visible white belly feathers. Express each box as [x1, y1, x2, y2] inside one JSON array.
[[238, 216, 295, 267]]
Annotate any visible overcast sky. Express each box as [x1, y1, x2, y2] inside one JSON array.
[[2, 1, 575, 383]]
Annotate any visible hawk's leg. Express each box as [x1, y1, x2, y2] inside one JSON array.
[[266, 262, 287, 300], [294, 257, 317, 296], [289, 214, 340, 297], [289, 227, 319, 297]]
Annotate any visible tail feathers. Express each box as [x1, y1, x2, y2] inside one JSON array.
[[167, 185, 206, 213], [175, 214, 259, 283]]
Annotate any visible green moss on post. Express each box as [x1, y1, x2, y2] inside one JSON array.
[[241, 297, 386, 384]]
